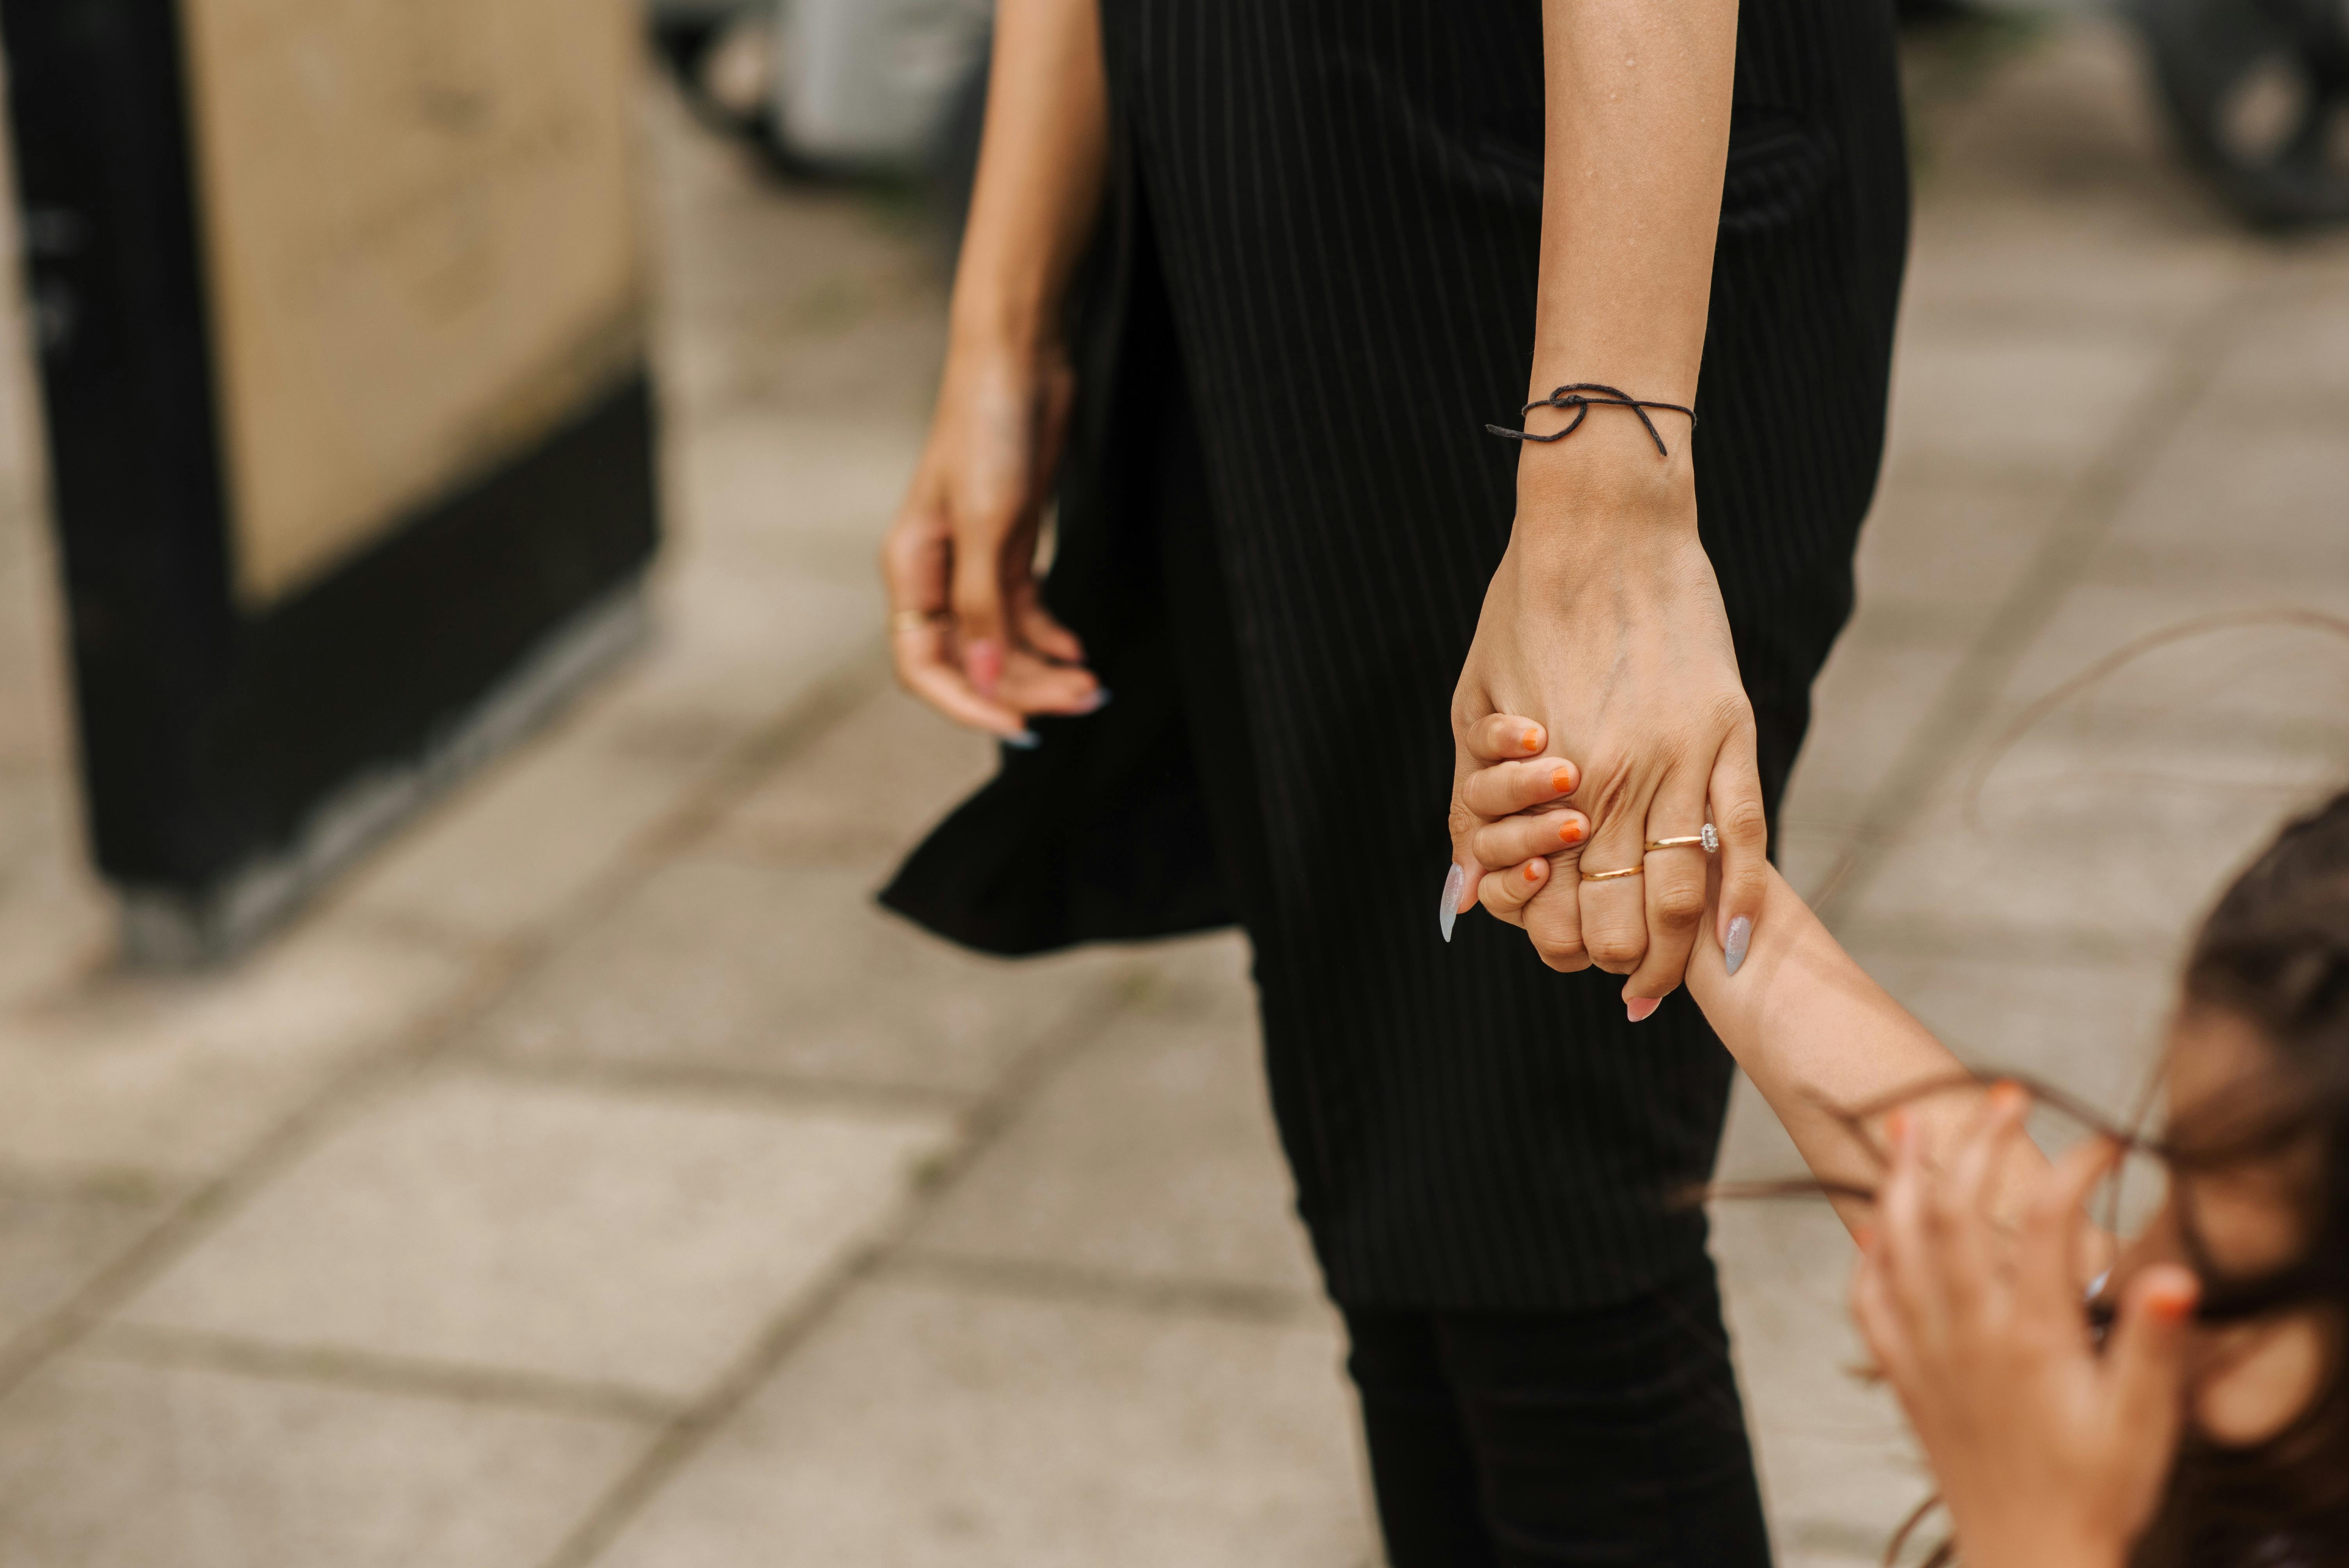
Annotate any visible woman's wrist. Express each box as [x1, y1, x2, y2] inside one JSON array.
[[1510, 405, 1697, 549]]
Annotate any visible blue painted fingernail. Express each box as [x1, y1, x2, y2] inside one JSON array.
[[1081, 688, 1113, 714], [1438, 864, 1464, 944], [1723, 914, 1752, 976], [1004, 730, 1041, 751]]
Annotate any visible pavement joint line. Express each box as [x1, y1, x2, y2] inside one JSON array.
[[1812, 262, 2274, 932], [0, 948, 535, 1408], [883, 1249, 1322, 1326], [529, 956, 1146, 1568], [0, 1164, 180, 1206], [454, 1049, 982, 1119], [80, 1321, 682, 1425], [0, 642, 908, 1415], [1840, 914, 2176, 970]]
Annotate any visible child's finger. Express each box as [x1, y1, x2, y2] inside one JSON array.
[[1466, 714, 1549, 764], [1460, 756, 1582, 820], [2019, 1134, 2121, 1318], [2103, 1265, 2197, 1452], [1469, 809, 1590, 869], [1479, 858, 1549, 927]]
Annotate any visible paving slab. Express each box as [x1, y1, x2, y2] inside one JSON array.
[[674, 409, 926, 583], [0, 1353, 647, 1568], [907, 946, 1320, 1300], [2095, 415, 2349, 582], [715, 684, 1002, 870], [116, 1072, 954, 1400], [466, 857, 1118, 1096], [593, 1277, 1376, 1568], [0, 1180, 170, 1353], [592, 549, 882, 729], [0, 918, 469, 1182], [1778, 621, 1972, 829], [1850, 470, 2066, 634], [1712, 1203, 1928, 1568], [1881, 326, 2169, 479], [1849, 641, 2349, 949], [337, 704, 711, 946]]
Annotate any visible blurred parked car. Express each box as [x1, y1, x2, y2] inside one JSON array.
[[647, 0, 990, 176], [2132, 0, 2349, 226]]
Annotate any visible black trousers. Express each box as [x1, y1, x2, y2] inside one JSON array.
[[1134, 272, 1773, 1566], [1343, 1260, 1772, 1568]]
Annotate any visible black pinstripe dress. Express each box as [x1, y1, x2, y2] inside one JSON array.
[[885, 0, 1908, 1311]]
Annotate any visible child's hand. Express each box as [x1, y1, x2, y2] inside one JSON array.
[[1449, 713, 1592, 939], [1851, 1088, 2198, 1568]]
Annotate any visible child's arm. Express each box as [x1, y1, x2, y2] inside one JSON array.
[[1683, 862, 1972, 1235], [1453, 713, 2044, 1239]]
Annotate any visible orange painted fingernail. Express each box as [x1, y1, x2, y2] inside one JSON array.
[[1551, 764, 1576, 794], [1852, 1224, 1875, 1251], [1989, 1080, 2027, 1114], [1521, 727, 1543, 754], [1558, 819, 1584, 846], [2149, 1280, 2199, 1323], [1884, 1108, 1910, 1143], [1522, 861, 1542, 882]]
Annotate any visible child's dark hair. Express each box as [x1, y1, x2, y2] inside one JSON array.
[[2130, 788, 2349, 1568]]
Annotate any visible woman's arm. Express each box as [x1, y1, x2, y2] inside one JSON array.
[[882, 0, 1109, 738], [1447, 1, 1766, 1010]]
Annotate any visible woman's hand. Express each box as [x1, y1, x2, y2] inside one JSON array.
[[878, 0, 1109, 741], [1851, 1090, 2201, 1568], [1445, 447, 1766, 1016], [881, 334, 1103, 740]]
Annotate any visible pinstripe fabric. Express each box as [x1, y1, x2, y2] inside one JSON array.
[[884, 0, 1907, 1309]]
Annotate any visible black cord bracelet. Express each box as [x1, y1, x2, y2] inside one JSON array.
[[1484, 383, 1697, 457]]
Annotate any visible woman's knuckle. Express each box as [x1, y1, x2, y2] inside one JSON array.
[[1655, 884, 1706, 926], [1722, 796, 1769, 844], [1702, 690, 1754, 733], [1588, 935, 1641, 969]]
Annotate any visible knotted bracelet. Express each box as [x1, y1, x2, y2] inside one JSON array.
[[1484, 383, 1697, 458]]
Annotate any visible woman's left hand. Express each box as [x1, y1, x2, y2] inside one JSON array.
[[1851, 1088, 2200, 1568]]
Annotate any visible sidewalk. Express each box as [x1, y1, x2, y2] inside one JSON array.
[[0, 18, 2343, 1567]]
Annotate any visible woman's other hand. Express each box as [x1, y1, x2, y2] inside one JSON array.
[[882, 337, 1103, 741], [1851, 1089, 2200, 1568], [879, 0, 1110, 742]]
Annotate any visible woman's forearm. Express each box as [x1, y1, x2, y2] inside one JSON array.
[[949, 0, 1110, 353], [1522, 0, 1736, 548], [1687, 867, 1974, 1234]]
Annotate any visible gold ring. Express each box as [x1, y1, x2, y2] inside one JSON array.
[[891, 609, 947, 633], [1581, 865, 1644, 882], [1645, 827, 1720, 855]]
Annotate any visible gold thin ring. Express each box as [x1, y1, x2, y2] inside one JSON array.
[[1645, 827, 1720, 855], [1580, 865, 1644, 883], [891, 609, 948, 633]]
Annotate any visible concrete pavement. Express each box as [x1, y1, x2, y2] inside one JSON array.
[[0, 17, 2343, 1566]]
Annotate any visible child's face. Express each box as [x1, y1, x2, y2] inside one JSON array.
[[2112, 1007, 2334, 1446]]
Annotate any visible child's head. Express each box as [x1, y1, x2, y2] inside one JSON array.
[[2121, 788, 2349, 1563]]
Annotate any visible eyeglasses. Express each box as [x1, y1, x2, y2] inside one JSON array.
[[1707, 1067, 2339, 1327]]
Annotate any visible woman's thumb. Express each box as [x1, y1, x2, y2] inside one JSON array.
[[2105, 1265, 2198, 1442]]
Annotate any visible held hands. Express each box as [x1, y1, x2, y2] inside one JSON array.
[[1444, 502, 1766, 1015], [881, 335, 1106, 741], [1851, 1090, 2199, 1568]]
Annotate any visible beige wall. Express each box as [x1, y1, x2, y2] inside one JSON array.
[[178, 0, 647, 606]]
